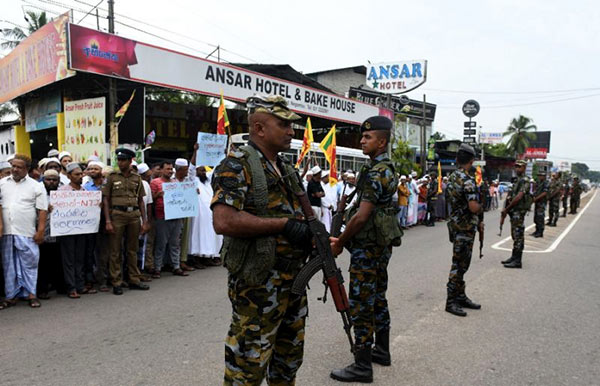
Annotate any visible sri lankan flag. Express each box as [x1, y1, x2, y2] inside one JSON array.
[[475, 165, 483, 186], [115, 90, 136, 119], [217, 93, 230, 135], [295, 118, 313, 168], [437, 161, 443, 194], [319, 125, 337, 186]]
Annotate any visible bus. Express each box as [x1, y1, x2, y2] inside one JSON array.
[[230, 133, 370, 173]]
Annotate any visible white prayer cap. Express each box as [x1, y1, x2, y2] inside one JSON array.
[[7, 154, 15, 162], [400, 175, 407, 180], [346, 169, 353, 174], [0, 161, 11, 170], [306, 170, 313, 176], [38, 158, 49, 168], [43, 169, 59, 178], [66, 162, 82, 173], [87, 155, 100, 163], [347, 173, 355, 178], [88, 161, 104, 169], [59, 151, 71, 160], [46, 157, 60, 166], [322, 170, 330, 177], [311, 165, 321, 175], [47, 149, 59, 157], [411, 171, 417, 177], [175, 158, 188, 167], [137, 163, 150, 174]]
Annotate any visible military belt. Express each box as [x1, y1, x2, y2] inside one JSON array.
[[112, 206, 139, 212], [273, 257, 304, 273]]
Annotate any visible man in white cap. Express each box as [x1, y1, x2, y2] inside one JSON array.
[[0, 161, 11, 179], [136, 163, 155, 275], [58, 151, 72, 186], [321, 170, 338, 232], [397, 175, 410, 228], [47, 149, 59, 158], [407, 171, 419, 226], [307, 165, 324, 220]]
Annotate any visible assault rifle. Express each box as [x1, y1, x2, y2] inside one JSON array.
[[290, 174, 354, 352], [330, 183, 350, 238], [477, 186, 484, 259], [499, 194, 511, 236]]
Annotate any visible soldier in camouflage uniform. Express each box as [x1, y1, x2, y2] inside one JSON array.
[[546, 172, 561, 227], [502, 160, 531, 269], [444, 143, 483, 317], [330, 116, 401, 383], [562, 180, 570, 217], [570, 176, 582, 214], [531, 171, 549, 237], [211, 95, 312, 386]]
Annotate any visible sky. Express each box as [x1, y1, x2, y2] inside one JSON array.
[[2, 0, 600, 169]]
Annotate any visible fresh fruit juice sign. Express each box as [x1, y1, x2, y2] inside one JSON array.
[[64, 97, 106, 162]]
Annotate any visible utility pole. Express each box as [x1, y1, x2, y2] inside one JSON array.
[[386, 94, 392, 156], [420, 94, 427, 174], [107, 0, 118, 161]]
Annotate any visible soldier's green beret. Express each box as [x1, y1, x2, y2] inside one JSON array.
[[360, 116, 393, 133]]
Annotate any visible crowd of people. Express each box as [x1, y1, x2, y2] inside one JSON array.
[[0, 144, 223, 310]]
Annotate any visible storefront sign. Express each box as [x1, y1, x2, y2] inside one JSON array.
[[479, 132, 503, 144], [49, 190, 102, 236], [163, 181, 199, 220], [64, 97, 106, 162], [25, 93, 61, 132], [524, 148, 547, 159], [196, 132, 228, 167], [68, 24, 381, 125], [462, 100, 480, 118], [0, 13, 74, 104], [365, 60, 427, 94], [348, 87, 436, 121]]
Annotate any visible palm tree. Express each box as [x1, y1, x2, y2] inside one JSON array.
[[1, 11, 48, 50], [0, 103, 17, 121], [504, 115, 537, 157]]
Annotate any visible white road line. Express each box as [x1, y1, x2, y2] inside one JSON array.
[[491, 190, 597, 253]]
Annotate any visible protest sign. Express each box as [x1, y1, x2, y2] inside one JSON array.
[[163, 181, 199, 220], [50, 190, 102, 237], [197, 132, 228, 166]]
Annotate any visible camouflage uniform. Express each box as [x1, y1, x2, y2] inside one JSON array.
[[547, 178, 561, 225], [509, 175, 531, 253], [562, 182, 570, 217], [211, 143, 308, 386], [570, 181, 582, 213], [533, 178, 549, 236], [348, 153, 397, 346], [445, 167, 479, 306]]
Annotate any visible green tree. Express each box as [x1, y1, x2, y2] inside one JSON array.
[[391, 138, 416, 176], [482, 143, 511, 157], [0, 102, 17, 121], [431, 131, 446, 141], [503, 115, 537, 157], [571, 162, 589, 177], [146, 89, 212, 106], [1, 11, 48, 49]]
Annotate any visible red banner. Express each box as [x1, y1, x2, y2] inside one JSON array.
[[524, 148, 547, 159], [0, 13, 74, 104]]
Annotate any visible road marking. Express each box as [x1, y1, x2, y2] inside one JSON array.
[[491, 190, 597, 253]]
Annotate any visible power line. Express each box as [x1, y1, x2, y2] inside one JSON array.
[[423, 87, 600, 95], [436, 92, 600, 109]]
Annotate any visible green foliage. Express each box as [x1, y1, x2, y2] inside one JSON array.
[[431, 131, 445, 141], [391, 138, 415, 176], [571, 162, 589, 176], [1, 11, 48, 49], [504, 115, 537, 157], [146, 89, 212, 106], [482, 143, 511, 157], [0, 102, 17, 120]]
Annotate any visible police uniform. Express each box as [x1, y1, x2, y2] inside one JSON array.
[[445, 143, 481, 317], [503, 160, 530, 269], [532, 175, 549, 237], [547, 175, 561, 226], [211, 96, 309, 386], [570, 177, 582, 214], [331, 116, 402, 383], [102, 148, 148, 294]]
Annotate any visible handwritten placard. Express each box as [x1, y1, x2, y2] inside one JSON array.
[[163, 181, 198, 220], [50, 190, 102, 236], [197, 132, 227, 167]]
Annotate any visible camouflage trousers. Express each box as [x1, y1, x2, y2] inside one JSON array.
[[549, 198, 560, 223], [224, 269, 308, 386], [534, 202, 546, 234], [570, 195, 580, 213], [562, 198, 569, 214], [349, 246, 392, 346], [446, 230, 475, 300], [510, 211, 526, 252]]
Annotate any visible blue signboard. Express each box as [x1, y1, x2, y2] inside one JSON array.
[[25, 93, 61, 132]]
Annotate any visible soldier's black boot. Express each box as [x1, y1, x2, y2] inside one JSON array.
[[457, 295, 481, 310], [445, 288, 467, 317], [330, 345, 373, 383], [372, 329, 391, 366], [551, 218, 558, 226], [504, 251, 522, 269], [501, 251, 516, 265]]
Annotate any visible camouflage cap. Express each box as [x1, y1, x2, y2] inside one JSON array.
[[515, 160, 527, 167], [246, 95, 301, 121]]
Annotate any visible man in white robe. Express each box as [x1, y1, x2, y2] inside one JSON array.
[[320, 171, 339, 233], [188, 166, 223, 266]]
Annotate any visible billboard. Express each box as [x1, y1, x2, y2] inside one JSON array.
[[64, 97, 107, 162], [348, 87, 436, 121], [479, 132, 503, 144], [0, 13, 74, 104], [527, 131, 551, 151], [365, 60, 427, 94], [524, 148, 548, 159], [25, 93, 61, 132], [68, 24, 381, 125]]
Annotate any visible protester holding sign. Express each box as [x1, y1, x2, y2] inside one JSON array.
[[57, 163, 97, 299]]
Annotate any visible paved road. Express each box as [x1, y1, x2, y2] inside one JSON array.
[[1, 191, 598, 385]]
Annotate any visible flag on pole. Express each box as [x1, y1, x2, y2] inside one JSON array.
[[115, 90, 136, 119], [217, 93, 230, 135], [437, 161, 443, 194], [319, 125, 337, 186], [475, 165, 483, 186], [295, 118, 313, 168]]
